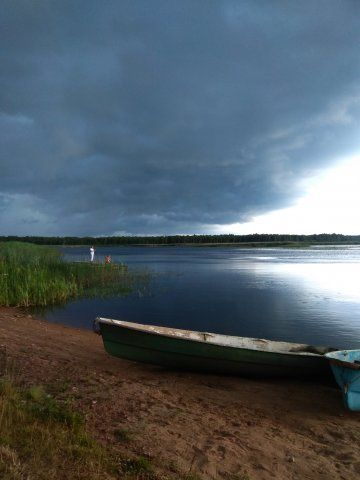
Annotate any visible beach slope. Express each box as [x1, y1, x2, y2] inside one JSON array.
[[1, 307, 359, 479]]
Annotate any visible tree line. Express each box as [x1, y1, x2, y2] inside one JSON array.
[[1, 233, 360, 246]]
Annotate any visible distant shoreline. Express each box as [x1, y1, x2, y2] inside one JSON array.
[[55, 241, 360, 248], [2, 234, 360, 248]]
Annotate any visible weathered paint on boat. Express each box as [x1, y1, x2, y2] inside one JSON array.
[[95, 317, 335, 378], [325, 350, 360, 411]]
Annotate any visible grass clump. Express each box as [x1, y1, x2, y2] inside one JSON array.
[[119, 455, 164, 480], [120, 456, 154, 475], [0, 242, 135, 307], [25, 385, 84, 427], [0, 370, 205, 480], [0, 374, 161, 480], [114, 427, 132, 443], [0, 378, 116, 479]]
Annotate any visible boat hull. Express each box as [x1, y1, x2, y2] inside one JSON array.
[[98, 320, 332, 378], [325, 350, 360, 411]]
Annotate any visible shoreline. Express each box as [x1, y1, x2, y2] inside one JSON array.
[[41, 242, 360, 248], [1, 307, 360, 479], [4, 240, 360, 249]]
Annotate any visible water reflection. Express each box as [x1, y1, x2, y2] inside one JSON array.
[[39, 246, 360, 349], [268, 263, 360, 303]]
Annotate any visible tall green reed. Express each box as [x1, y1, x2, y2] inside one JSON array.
[[0, 242, 134, 307]]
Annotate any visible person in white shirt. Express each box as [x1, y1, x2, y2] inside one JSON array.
[[90, 246, 95, 262]]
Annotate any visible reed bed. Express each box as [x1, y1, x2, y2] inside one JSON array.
[[0, 242, 134, 307]]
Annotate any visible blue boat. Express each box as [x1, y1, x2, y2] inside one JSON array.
[[325, 350, 360, 411]]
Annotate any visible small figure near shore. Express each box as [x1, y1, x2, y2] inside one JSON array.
[[90, 246, 95, 262], [105, 255, 111, 264]]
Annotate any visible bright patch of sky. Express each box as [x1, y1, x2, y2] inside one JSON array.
[[218, 155, 360, 235]]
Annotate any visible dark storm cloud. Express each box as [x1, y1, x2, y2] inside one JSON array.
[[1, 0, 360, 235]]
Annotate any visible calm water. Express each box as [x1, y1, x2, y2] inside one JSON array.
[[41, 245, 360, 349]]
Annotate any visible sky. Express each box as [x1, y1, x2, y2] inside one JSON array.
[[1, 0, 360, 236]]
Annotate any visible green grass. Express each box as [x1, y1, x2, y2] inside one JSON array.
[[0, 377, 113, 479], [0, 357, 204, 480], [0, 242, 137, 307], [0, 374, 160, 480], [114, 427, 132, 443], [119, 457, 154, 475]]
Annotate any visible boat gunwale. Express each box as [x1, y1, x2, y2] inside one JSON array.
[[325, 350, 360, 371], [95, 317, 331, 358]]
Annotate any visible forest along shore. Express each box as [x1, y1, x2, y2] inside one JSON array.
[[1, 307, 360, 480]]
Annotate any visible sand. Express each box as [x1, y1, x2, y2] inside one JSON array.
[[1, 307, 359, 479]]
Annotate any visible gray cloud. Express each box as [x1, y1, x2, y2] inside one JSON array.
[[1, 0, 360, 235]]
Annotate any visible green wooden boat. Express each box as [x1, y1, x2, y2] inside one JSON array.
[[94, 317, 336, 377]]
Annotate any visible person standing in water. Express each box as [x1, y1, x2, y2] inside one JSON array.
[[90, 246, 95, 262]]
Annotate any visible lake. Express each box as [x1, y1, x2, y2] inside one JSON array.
[[40, 245, 360, 349]]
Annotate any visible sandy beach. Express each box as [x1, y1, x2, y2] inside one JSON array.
[[1, 307, 359, 480]]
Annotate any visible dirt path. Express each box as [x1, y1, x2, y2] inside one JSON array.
[[1, 307, 359, 479]]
